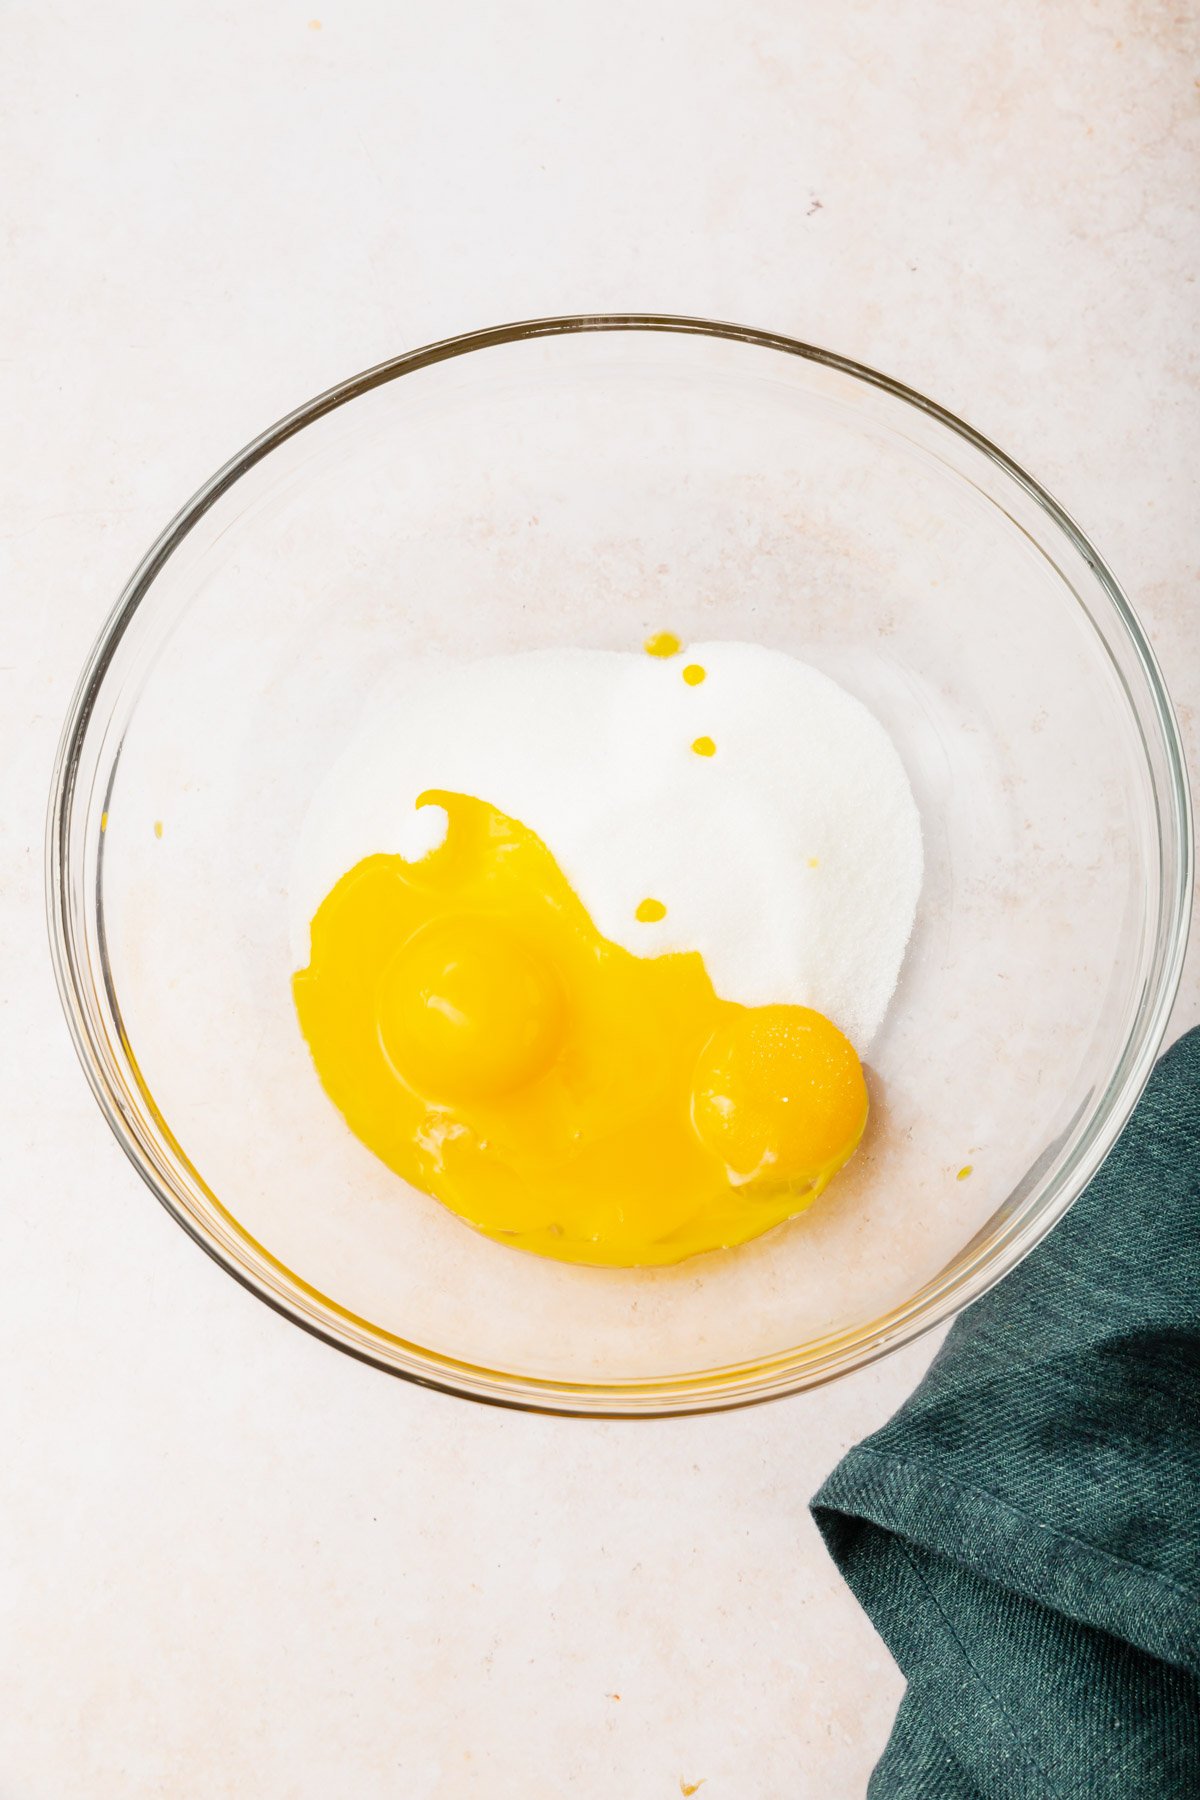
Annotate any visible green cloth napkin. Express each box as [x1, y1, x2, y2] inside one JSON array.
[[811, 1027, 1200, 1800]]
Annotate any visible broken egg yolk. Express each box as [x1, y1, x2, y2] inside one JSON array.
[[293, 792, 867, 1266]]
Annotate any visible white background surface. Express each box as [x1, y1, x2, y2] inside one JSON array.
[[2, 4, 1197, 1796]]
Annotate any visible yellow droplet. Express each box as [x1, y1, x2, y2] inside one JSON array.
[[680, 1781, 707, 1797], [644, 631, 681, 658], [307, 17, 322, 28], [682, 663, 706, 686], [153, 819, 163, 839], [808, 856, 819, 868], [100, 811, 108, 833], [957, 1164, 973, 1181], [691, 736, 716, 757], [635, 897, 667, 922]]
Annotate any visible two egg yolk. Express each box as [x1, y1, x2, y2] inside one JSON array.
[[293, 792, 868, 1266]]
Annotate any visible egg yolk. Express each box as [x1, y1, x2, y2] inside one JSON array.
[[293, 792, 868, 1266], [378, 917, 566, 1101]]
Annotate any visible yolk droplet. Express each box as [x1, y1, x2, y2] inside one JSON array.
[[691, 736, 716, 757], [808, 856, 820, 869], [682, 664, 706, 686], [635, 897, 667, 923], [153, 819, 163, 839], [644, 631, 682, 658], [957, 1164, 974, 1181]]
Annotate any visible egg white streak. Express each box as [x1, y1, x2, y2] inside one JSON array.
[[289, 642, 923, 1048]]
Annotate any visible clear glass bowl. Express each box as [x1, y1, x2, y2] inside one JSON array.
[[47, 316, 1192, 1414]]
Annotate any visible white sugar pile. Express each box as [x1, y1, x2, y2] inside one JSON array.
[[291, 641, 923, 1048]]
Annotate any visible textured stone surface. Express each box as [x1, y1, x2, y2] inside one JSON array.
[[1, 4, 1196, 1795]]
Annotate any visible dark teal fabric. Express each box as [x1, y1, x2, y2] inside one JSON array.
[[812, 1027, 1200, 1799]]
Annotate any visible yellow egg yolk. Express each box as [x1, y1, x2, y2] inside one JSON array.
[[293, 792, 868, 1266]]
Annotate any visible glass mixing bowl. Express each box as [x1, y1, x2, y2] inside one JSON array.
[[48, 316, 1191, 1414]]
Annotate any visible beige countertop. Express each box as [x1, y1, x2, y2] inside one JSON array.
[[2, 4, 1196, 1795]]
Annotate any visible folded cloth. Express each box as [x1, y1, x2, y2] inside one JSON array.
[[811, 1027, 1200, 1800]]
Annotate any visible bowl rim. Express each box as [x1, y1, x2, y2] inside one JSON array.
[[46, 312, 1194, 1416]]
